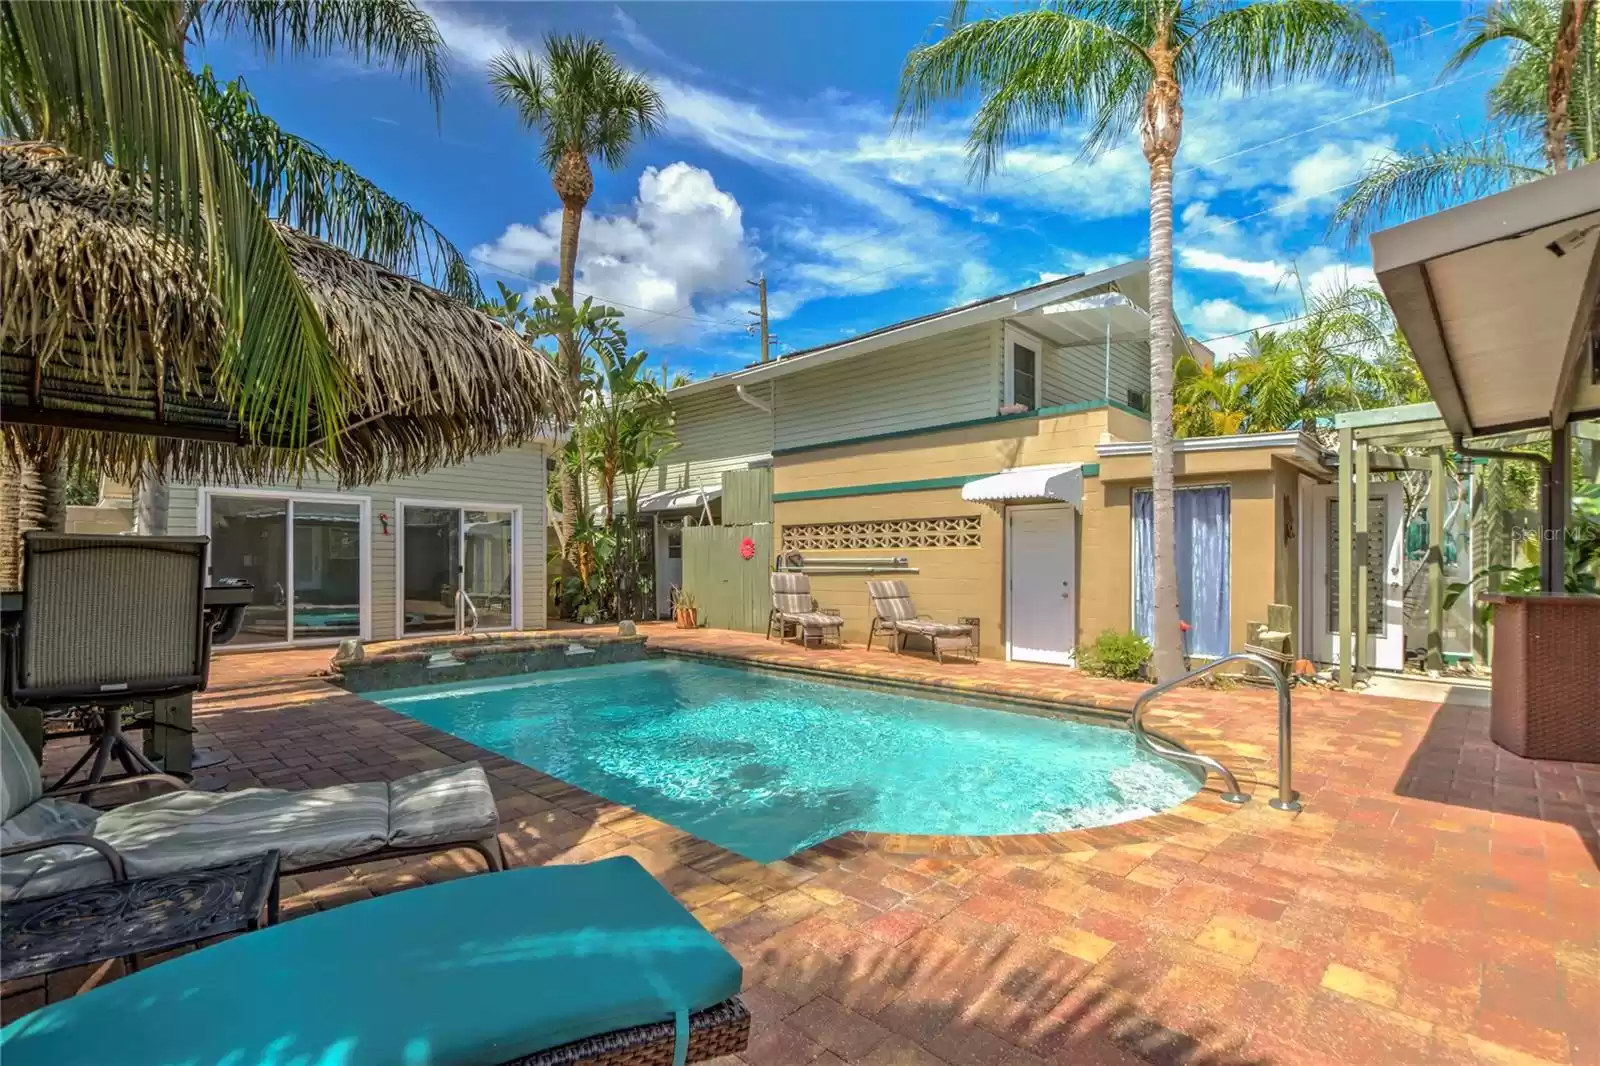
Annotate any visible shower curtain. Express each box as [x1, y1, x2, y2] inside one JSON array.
[[1132, 486, 1231, 658]]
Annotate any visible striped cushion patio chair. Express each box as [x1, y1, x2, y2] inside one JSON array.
[[865, 580, 978, 664], [766, 572, 842, 648]]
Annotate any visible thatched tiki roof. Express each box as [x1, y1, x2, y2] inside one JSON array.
[[1, 141, 572, 485]]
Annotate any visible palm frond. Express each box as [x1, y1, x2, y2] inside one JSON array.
[[3, 0, 344, 448], [194, 68, 478, 300], [895, 7, 1151, 182], [1437, 0, 1550, 82], [1327, 135, 1547, 247], [200, 0, 446, 110], [491, 34, 664, 175], [1181, 0, 1392, 99]]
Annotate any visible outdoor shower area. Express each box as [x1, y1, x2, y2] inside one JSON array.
[[1327, 402, 1599, 686]]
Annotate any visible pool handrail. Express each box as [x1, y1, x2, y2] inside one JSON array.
[[457, 588, 480, 635], [1129, 651, 1301, 812]]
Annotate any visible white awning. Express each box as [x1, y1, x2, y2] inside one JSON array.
[[1371, 164, 1600, 435], [635, 486, 721, 514], [962, 463, 1084, 507]]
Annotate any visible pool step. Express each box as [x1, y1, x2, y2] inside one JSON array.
[[425, 651, 466, 670]]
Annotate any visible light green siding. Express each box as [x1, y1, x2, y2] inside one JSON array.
[[166, 443, 548, 642], [1043, 340, 1151, 410], [644, 383, 773, 494], [721, 468, 773, 525], [773, 324, 998, 451], [681, 522, 774, 633]]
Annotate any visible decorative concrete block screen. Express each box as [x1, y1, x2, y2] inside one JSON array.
[[780, 516, 982, 552]]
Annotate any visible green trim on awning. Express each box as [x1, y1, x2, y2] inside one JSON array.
[[771, 399, 1148, 458], [773, 464, 1100, 504]]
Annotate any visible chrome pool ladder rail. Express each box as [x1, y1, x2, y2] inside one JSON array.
[[1129, 651, 1301, 812], [457, 588, 480, 635]]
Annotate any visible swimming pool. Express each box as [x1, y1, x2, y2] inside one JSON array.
[[374, 658, 1200, 862]]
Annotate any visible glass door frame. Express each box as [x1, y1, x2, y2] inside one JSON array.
[[199, 487, 373, 649], [394, 497, 522, 637]]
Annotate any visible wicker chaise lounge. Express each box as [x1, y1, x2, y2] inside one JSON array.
[[0, 709, 503, 903], [0, 855, 750, 1066], [866, 580, 978, 664], [767, 572, 844, 648]]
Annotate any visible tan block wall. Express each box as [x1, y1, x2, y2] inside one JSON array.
[[1083, 467, 1295, 654], [775, 407, 1117, 495], [773, 488, 1007, 659], [771, 414, 1306, 664]]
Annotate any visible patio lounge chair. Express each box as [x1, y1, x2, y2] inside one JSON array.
[[0, 709, 503, 903], [0, 855, 750, 1066], [866, 580, 978, 664], [767, 572, 843, 647]]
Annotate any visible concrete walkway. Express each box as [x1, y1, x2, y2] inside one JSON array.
[[5, 629, 1595, 1066]]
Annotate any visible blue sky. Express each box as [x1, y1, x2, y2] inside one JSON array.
[[194, 1, 1502, 377]]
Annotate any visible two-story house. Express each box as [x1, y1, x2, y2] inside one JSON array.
[[651, 260, 1350, 667]]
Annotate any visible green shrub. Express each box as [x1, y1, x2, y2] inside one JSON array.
[[1077, 630, 1152, 680]]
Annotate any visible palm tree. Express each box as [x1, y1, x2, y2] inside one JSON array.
[[896, 1, 1391, 680], [488, 35, 665, 563], [1333, 0, 1596, 242]]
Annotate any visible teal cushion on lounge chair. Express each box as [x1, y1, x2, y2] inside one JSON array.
[[0, 856, 743, 1066]]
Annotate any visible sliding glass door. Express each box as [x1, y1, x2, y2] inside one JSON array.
[[205, 492, 367, 646], [399, 502, 518, 636]]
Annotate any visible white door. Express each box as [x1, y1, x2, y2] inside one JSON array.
[[1306, 482, 1404, 670], [655, 523, 683, 619], [1007, 504, 1077, 664]]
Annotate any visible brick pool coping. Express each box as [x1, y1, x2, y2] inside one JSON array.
[[11, 628, 1597, 1065]]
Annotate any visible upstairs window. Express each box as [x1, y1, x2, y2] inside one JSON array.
[[1005, 328, 1040, 411]]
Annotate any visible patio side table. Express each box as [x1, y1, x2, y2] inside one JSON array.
[[1, 851, 280, 983]]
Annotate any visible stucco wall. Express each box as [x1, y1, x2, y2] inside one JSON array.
[[1083, 463, 1301, 654], [773, 487, 1007, 658], [775, 405, 1127, 495]]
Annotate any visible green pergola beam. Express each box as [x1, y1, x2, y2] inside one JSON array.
[[1427, 450, 1446, 673], [1333, 402, 1441, 430], [1338, 427, 1354, 688], [1355, 441, 1370, 680]]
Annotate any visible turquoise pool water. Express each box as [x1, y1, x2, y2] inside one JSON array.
[[375, 658, 1200, 862]]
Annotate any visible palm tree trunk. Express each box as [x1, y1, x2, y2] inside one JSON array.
[[6, 454, 66, 583], [552, 147, 594, 573], [134, 462, 169, 535], [1142, 41, 1185, 684], [1546, 0, 1587, 171], [0, 454, 21, 588], [1147, 155, 1184, 682]]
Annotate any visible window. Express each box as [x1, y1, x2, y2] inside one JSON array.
[[1127, 388, 1149, 413], [1004, 327, 1040, 411]]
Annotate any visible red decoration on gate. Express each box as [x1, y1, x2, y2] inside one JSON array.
[[739, 537, 756, 560]]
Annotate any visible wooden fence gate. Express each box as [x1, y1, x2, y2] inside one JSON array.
[[682, 522, 772, 633]]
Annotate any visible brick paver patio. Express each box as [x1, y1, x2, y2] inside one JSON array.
[[5, 627, 1596, 1066]]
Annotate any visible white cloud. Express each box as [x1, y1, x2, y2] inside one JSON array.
[[1280, 139, 1397, 209], [612, 8, 703, 76], [472, 163, 754, 340], [420, 1, 517, 67], [1304, 263, 1377, 298], [1179, 248, 1288, 287], [951, 261, 1004, 305], [1185, 298, 1273, 358]]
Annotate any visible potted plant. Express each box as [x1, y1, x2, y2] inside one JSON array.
[[578, 600, 601, 626], [671, 587, 698, 629]]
